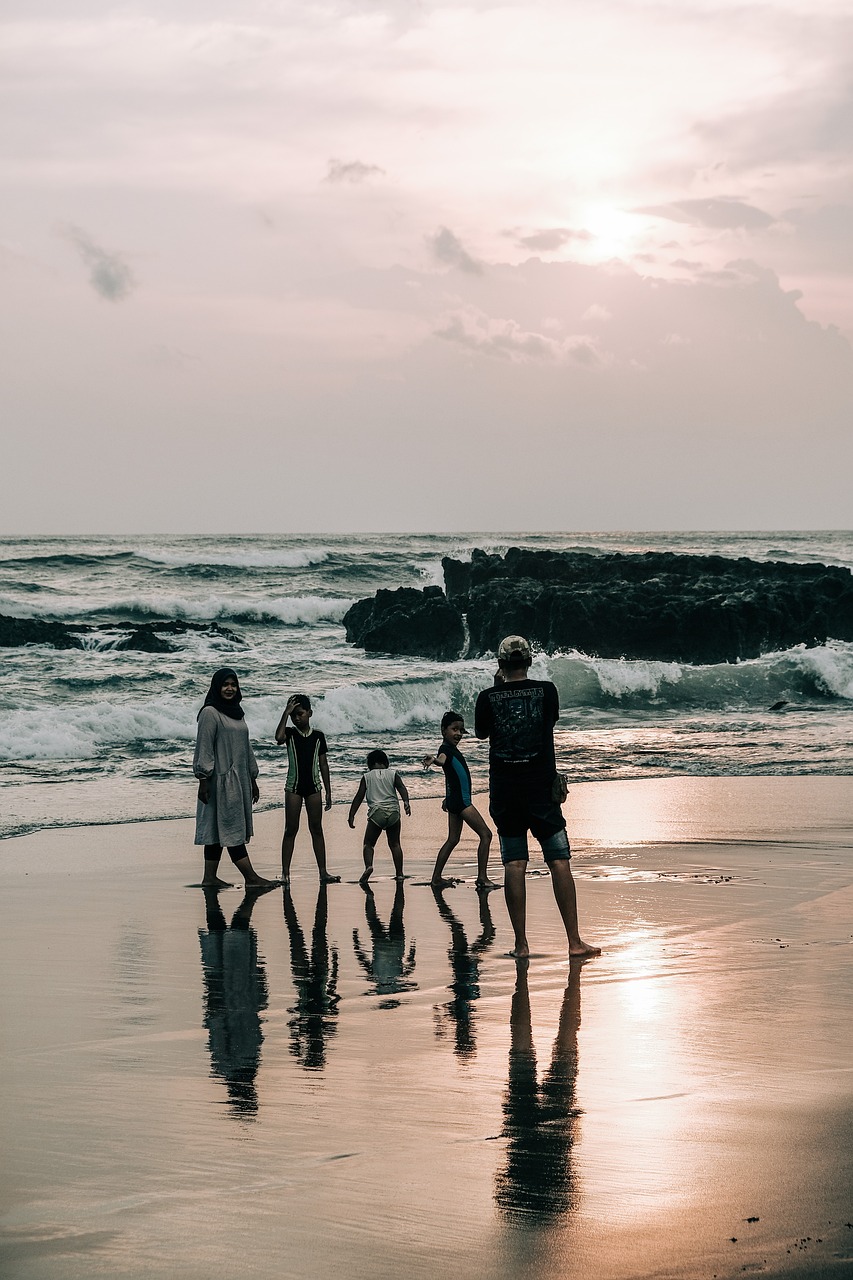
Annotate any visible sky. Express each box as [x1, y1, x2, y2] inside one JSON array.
[[2, 0, 852, 533]]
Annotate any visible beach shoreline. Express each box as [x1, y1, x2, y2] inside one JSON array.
[[2, 775, 852, 1278]]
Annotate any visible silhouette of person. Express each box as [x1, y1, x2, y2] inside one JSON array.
[[282, 884, 340, 1071], [352, 881, 417, 1009], [431, 886, 496, 1060], [495, 961, 583, 1221], [199, 886, 273, 1119]]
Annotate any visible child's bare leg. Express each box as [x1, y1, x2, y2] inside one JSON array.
[[463, 806, 497, 888], [305, 792, 340, 882], [360, 820, 381, 885], [386, 822, 405, 879], [431, 813, 462, 885], [280, 792, 303, 880], [202, 844, 233, 888]]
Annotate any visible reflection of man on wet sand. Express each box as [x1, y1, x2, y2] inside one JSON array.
[[282, 884, 340, 1072], [431, 886, 495, 1060], [199, 886, 273, 1119], [353, 881, 417, 1009], [495, 961, 583, 1221], [475, 635, 600, 960]]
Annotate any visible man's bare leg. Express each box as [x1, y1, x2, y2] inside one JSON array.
[[503, 859, 529, 958], [548, 859, 601, 957], [305, 792, 340, 882]]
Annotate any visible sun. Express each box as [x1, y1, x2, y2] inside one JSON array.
[[578, 202, 644, 261]]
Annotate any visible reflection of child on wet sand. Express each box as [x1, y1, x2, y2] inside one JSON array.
[[422, 710, 497, 890], [352, 880, 417, 1007], [348, 750, 410, 885]]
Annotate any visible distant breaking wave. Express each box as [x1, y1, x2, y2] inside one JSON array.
[[136, 547, 331, 570], [0, 593, 354, 628]]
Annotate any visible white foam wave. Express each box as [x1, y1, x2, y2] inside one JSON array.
[[0, 592, 353, 627], [0, 700, 194, 761], [138, 547, 330, 570], [795, 641, 853, 699]]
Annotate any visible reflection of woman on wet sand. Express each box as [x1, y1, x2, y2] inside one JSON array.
[[282, 885, 340, 1072], [495, 961, 582, 1221], [432, 886, 496, 1060], [199, 887, 273, 1119], [352, 882, 417, 1009]]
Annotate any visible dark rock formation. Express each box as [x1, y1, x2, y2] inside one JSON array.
[[343, 585, 466, 659], [344, 549, 853, 664], [0, 613, 84, 649], [0, 614, 244, 652]]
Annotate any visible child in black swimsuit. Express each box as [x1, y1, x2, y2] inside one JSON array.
[[275, 694, 340, 885], [422, 710, 497, 890]]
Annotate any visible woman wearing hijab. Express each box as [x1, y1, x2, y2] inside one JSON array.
[[194, 668, 278, 888]]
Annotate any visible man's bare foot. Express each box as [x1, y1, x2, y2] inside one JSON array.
[[475, 878, 499, 890], [320, 872, 341, 884], [359, 866, 373, 886], [569, 939, 601, 957], [201, 877, 233, 889]]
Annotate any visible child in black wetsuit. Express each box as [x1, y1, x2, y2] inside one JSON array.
[[422, 710, 497, 890], [275, 694, 340, 885]]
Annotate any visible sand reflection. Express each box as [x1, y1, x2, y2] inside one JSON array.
[[495, 961, 582, 1222], [431, 886, 496, 1061], [198, 887, 270, 1120], [352, 882, 417, 1008], [282, 884, 340, 1072]]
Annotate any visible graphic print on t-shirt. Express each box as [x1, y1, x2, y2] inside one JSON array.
[[488, 685, 546, 762]]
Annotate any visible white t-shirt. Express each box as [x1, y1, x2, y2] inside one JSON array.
[[364, 767, 398, 807]]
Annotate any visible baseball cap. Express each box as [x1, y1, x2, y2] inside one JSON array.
[[497, 635, 532, 664]]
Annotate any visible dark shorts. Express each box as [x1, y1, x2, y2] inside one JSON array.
[[286, 783, 320, 800], [444, 798, 471, 817], [489, 777, 570, 865]]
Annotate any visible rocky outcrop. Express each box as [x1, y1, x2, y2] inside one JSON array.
[[343, 585, 466, 660], [0, 614, 244, 652], [0, 613, 84, 649], [344, 549, 853, 664]]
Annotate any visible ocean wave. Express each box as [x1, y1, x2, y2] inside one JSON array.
[[545, 641, 853, 707], [0, 593, 354, 628], [0, 699, 194, 761], [136, 547, 330, 570], [0, 552, 134, 569]]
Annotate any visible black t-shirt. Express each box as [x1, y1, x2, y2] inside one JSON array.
[[474, 679, 559, 780]]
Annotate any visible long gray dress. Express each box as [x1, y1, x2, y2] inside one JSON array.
[[193, 707, 259, 847]]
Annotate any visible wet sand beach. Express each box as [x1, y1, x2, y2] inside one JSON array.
[[2, 776, 852, 1279]]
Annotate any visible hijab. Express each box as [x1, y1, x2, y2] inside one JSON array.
[[199, 668, 245, 720]]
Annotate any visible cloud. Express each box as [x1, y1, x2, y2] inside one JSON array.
[[433, 305, 603, 365], [581, 303, 612, 323], [637, 198, 775, 230], [325, 158, 386, 184], [61, 225, 135, 301], [510, 227, 593, 252], [427, 226, 482, 274]]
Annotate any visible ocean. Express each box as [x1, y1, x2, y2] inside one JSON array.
[[1, 530, 852, 841]]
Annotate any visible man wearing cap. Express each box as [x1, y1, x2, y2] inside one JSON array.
[[474, 636, 600, 960]]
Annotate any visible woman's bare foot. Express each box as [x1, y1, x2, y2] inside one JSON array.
[[569, 939, 601, 957], [475, 878, 499, 890], [431, 876, 458, 888], [320, 872, 341, 884], [359, 866, 373, 886], [245, 876, 280, 890], [201, 877, 233, 889], [509, 942, 530, 959]]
